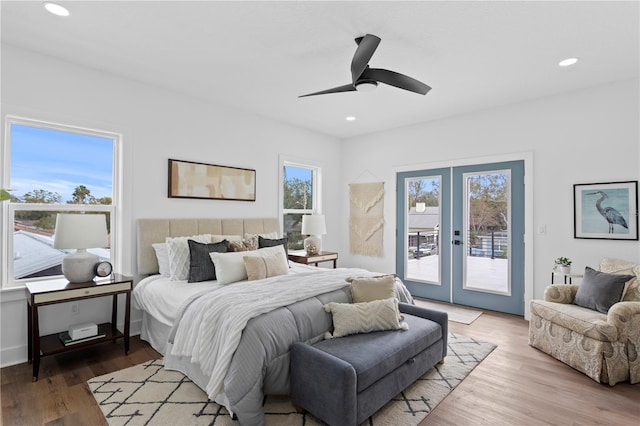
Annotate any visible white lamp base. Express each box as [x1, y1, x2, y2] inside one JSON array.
[[62, 249, 98, 283], [304, 235, 322, 255]]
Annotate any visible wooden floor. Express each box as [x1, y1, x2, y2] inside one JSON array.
[[1, 337, 160, 426], [422, 310, 640, 426], [2, 310, 639, 425]]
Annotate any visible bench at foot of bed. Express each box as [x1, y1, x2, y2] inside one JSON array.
[[291, 302, 447, 426]]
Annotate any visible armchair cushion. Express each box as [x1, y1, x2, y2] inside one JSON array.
[[573, 267, 634, 314], [531, 299, 616, 341]]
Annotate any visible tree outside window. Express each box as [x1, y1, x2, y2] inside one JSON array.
[[3, 119, 117, 285], [283, 164, 317, 250]]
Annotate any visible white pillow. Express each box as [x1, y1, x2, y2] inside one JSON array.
[[211, 245, 286, 285], [166, 234, 212, 280], [152, 243, 170, 277]]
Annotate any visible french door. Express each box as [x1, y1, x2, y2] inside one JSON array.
[[396, 161, 525, 315]]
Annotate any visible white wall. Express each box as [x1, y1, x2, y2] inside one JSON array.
[[339, 78, 640, 314], [0, 45, 342, 366], [2, 44, 639, 368]]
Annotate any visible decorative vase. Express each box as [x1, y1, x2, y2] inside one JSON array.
[[559, 265, 571, 274]]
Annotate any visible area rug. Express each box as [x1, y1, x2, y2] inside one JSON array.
[[414, 298, 483, 324], [88, 333, 495, 426]]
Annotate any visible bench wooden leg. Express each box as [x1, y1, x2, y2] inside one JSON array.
[[438, 358, 445, 364]]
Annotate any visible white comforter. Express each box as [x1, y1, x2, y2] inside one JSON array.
[[168, 267, 373, 401], [132, 262, 320, 327]]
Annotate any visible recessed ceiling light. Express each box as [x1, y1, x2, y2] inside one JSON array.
[[558, 57, 579, 67], [44, 2, 70, 17], [345, 116, 356, 121]]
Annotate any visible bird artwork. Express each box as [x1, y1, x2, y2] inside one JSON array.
[[587, 191, 628, 233]]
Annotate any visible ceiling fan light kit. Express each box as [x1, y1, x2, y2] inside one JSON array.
[[355, 80, 378, 92], [299, 33, 431, 98]]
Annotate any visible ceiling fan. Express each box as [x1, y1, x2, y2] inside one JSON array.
[[299, 33, 431, 98]]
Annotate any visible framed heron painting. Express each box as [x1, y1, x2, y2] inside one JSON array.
[[574, 181, 638, 240]]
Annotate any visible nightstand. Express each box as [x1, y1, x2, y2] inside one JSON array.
[[288, 251, 338, 268], [25, 274, 132, 381]]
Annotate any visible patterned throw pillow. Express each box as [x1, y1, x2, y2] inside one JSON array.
[[166, 234, 212, 281], [227, 240, 249, 252], [323, 298, 408, 339], [244, 232, 279, 251]]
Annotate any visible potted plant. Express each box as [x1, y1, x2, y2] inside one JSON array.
[[554, 257, 572, 274]]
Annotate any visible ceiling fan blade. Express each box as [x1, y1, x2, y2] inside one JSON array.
[[351, 34, 381, 83], [362, 68, 431, 95], [299, 83, 357, 98]]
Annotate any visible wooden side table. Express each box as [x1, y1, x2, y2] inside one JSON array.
[[25, 274, 132, 381], [288, 251, 338, 268]]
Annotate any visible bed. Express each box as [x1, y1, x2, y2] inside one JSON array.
[[133, 217, 414, 425]]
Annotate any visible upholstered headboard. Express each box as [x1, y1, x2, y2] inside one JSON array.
[[137, 218, 280, 275]]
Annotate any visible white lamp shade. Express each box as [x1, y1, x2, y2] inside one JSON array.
[[301, 215, 326, 236], [54, 214, 108, 249]]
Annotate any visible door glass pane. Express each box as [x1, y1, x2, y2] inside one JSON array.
[[464, 171, 510, 294], [405, 176, 440, 284]]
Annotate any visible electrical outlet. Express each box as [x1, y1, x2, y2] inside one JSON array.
[[71, 302, 79, 314]]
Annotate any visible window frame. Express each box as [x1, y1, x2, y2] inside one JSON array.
[[2, 115, 121, 288], [279, 157, 322, 245]]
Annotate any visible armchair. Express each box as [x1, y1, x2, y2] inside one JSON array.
[[528, 258, 640, 386]]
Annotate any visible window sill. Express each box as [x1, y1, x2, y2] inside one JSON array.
[[0, 285, 27, 303]]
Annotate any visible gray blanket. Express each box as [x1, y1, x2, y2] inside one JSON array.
[[168, 272, 413, 426]]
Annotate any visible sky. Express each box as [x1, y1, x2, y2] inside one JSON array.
[[9, 124, 113, 202], [284, 165, 312, 182]]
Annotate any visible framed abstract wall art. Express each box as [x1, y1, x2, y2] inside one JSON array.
[[168, 159, 256, 201], [573, 181, 638, 240]]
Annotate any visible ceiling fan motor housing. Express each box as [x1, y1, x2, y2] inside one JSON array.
[[355, 80, 378, 91]]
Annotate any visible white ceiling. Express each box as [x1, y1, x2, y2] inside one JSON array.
[[2, 1, 638, 139]]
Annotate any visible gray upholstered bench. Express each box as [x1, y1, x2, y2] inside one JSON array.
[[291, 303, 447, 426]]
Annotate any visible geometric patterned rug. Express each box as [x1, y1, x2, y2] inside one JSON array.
[[88, 333, 496, 426]]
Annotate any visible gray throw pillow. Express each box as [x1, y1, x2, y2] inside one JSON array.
[[258, 236, 289, 257], [187, 240, 228, 283], [573, 267, 635, 313]]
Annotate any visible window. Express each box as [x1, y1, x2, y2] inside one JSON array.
[[2, 117, 120, 287], [282, 162, 321, 250]]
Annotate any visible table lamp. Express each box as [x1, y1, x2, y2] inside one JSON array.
[[53, 213, 108, 283], [301, 214, 326, 255]]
